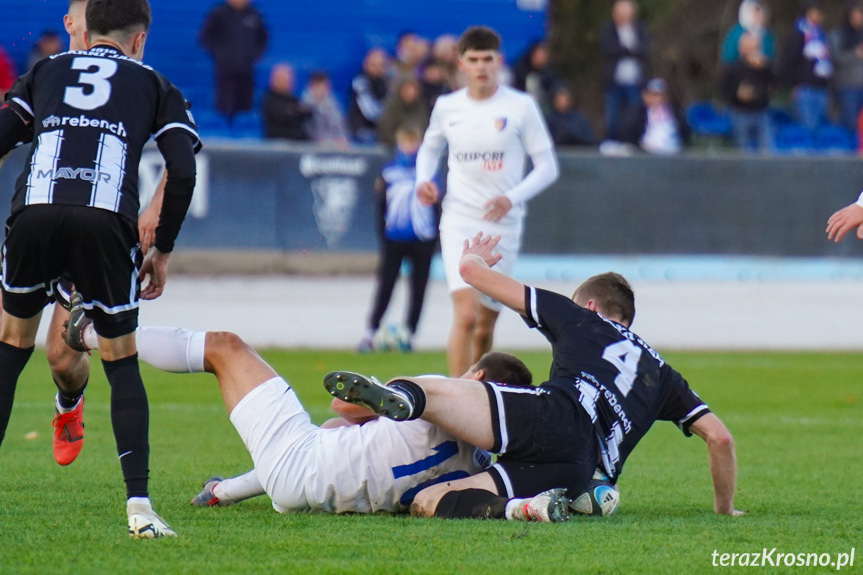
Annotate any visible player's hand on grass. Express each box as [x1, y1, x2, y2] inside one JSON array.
[[417, 181, 440, 206], [140, 248, 170, 300], [826, 202, 863, 242], [483, 195, 512, 222], [461, 232, 503, 269]]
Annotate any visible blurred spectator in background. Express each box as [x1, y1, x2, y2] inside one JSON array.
[[419, 60, 451, 113], [545, 85, 599, 147], [720, 33, 775, 152], [721, 0, 776, 65], [28, 30, 63, 70], [199, 0, 268, 122], [0, 43, 16, 100], [358, 124, 438, 353], [830, 1, 863, 131], [513, 41, 560, 113], [620, 78, 687, 155], [780, 0, 833, 133], [349, 48, 390, 144], [378, 78, 429, 147], [392, 32, 429, 86], [302, 71, 348, 144], [261, 63, 311, 141], [432, 34, 463, 89], [601, 0, 651, 141]]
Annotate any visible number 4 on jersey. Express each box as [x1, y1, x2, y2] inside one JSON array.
[[601, 340, 642, 397]]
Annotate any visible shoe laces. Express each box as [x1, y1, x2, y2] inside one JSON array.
[[52, 410, 80, 437]]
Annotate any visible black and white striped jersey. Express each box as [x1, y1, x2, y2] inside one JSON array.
[[4, 44, 201, 223], [522, 286, 710, 482]]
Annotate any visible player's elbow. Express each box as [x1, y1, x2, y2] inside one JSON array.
[[547, 156, 560, 184]]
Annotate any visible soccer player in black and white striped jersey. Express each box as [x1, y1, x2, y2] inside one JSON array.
[[33, 0, 175, 471], [0, 0, 199, 538], [327, 233, 743, 520]]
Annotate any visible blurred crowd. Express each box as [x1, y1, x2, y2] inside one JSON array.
[[4, 0, 863, 155]]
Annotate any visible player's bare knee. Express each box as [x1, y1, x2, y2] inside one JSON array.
[[452, 308, 478, 332], [411, 487, 443, 518], [204, 331, 249, 368]]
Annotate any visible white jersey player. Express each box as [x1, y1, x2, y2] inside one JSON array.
[[415, 26, 559, 377], [117, 325, 534, 513], [67, 315, 571, 520]]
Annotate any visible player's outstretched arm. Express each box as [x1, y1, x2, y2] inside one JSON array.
[[826, 197, 863, 243], [459, 232, 527, 315], [689, 414, 744, 516]]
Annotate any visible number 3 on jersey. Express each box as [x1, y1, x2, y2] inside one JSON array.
[[64, 57, 117, 111], [601, 340, 642, 397]]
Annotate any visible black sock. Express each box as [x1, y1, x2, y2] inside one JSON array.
[[434, 489, 507, 519], [387, 379, 426, 420], [0, 342, 34, 447], [55, 377, 88, 409], [103, 355, 149, 499]]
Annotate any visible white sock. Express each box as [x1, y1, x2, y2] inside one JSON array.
[[84, 326, 206, 373], [136, 327, 207, 373], [127, 496, 152, 509], [505, 498, 527, 521], [54, 393, 82, 415], [213, 470, 266, 504]]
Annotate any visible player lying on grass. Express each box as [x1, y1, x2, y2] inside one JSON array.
[[324, 233, 743, 520], [66, 313, 589, 521], [189, 381, 617, 520]]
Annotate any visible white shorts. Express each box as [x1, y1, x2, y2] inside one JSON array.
[[439, 215, 522, 311], [229, 376, 320, 513]]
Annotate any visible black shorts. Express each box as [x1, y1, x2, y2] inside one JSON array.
[[481, 382, 597, 499], [2, 205, 141, 338]]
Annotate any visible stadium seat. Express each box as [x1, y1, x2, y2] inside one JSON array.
[[194, 109, 232, 139], [773, 123, 813, 154], [686, 102, 732, 137], [767, 107, 794, 128], [231, 112, 263, 139], [813, 125, 856, 154]]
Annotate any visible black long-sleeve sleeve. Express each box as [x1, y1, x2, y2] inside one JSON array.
[[0, 105, 30, 159], [154, 131, 197, 253]]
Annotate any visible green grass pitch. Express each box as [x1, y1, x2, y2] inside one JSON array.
[[1, 349, 861, 574]]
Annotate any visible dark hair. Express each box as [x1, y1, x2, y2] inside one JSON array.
[[573, 272, 636, 327], [475, 352, 532, 387], [457, 26, 501, 54], [308, 70, 330, 84], [86, 0, 151, 37], [395, 123, 424, 137]]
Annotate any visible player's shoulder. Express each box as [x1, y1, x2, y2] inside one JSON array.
[[432, 88, 468, 111], [498, 85, 538, 106]]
